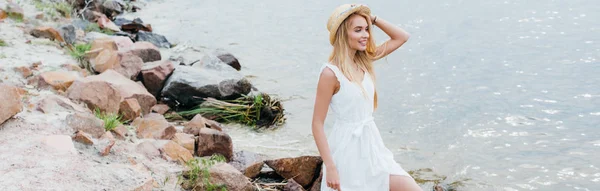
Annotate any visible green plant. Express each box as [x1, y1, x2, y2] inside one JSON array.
[[94, 108, 123, 131], [84, 23, 115, 35], [67, 43, 93, 73], [180, 154, 228, 191], [170, 93, 286, 130], [0, 39, 7, 47]]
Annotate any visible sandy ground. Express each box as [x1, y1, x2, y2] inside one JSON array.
[[0, 0, 186, 190]]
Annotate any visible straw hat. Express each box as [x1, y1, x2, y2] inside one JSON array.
[[327, 4, 371, 45]]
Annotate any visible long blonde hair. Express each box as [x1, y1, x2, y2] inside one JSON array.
[[329, 12, 384, 109]]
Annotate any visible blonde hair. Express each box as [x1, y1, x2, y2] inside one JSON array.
[[329, 12, 385, 109]]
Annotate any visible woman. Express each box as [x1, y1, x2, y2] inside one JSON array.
[[312, 4, 421, 191]]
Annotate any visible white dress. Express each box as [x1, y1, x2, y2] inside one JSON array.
[[319, 63, 411, 191]]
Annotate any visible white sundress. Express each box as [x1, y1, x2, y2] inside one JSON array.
[[319, 63, 411, 191]]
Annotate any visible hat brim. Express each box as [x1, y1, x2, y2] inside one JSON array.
[[327, 4, 371, 45]]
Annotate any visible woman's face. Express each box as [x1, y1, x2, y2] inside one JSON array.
[[346, 14, 370, 51]]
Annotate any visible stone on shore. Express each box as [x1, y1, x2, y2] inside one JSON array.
[[265, 156, 323, 188], [196, 128, 233, 162], [0, 84, 23, 124], [140, 60, 174, 98], [161, 65, 252, 109], [133, 114, 176, 140], [67, 70, 156, 114], [136, 31, 170, 48]]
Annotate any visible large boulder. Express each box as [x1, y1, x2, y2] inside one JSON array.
[[186, 163, 254, 191], [140, 60, 174, 98], [0, 84, 23, 124], [101, 0, 123, 17], [160, 64, 252, 110], [265, 156, 323, 188], [196, 128, 233, 162], [67, 70, 156, 114]]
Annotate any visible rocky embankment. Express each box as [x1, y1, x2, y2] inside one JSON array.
[[0, 0, 322, 190]]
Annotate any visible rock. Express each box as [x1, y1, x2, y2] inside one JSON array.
[[265, 156, 323, 188], [91, 38, 118, 52], [115, 17, 152, 33], [30, 27, 65, 42], [66, 112, 106, 138], [72, 19, 94, 30], [13, 66, 32, 78], [172, 133, 195, 155], [197, 128, 233, 162], [201, 49, 241, 71], [216, 51, 241, 71], [119, 98, 141, 121], [42, 135, 77, 154], [0, 84, 23, 124], [68, 70, 156, 114], [434, 183, 458, 191], [111, 36, 134, 50], [230, 151, 268, 179], [90, 49, 119, 73], [206, 119, 224, 131], [0, 10, 7, 21], [58, 24, 76, 45], [137, 140, 161, 159], [161, 65, 252, 109], [284, 179, 306, 191], [101, 0, 123, 17], [97, 15, 121, 32], [150, 104, 170, 115], [36, 94, 90, 114], [84, 32, 111, 43], [72, 131, 95, 145], [141, 60, 174, 97], [183, 114, 206, 136], [67, 80, 122, 113], [133, 177, 156, 191], [133, 115, 176, 140], [123, 42, 161, 63], [5, 2, 23, 20], [111, 125, 129, 139], [309, 171, 322, 191], [155, 140, 193, 164], [136, 31, 170, 48], [38, 71, 78, 91], [101, 131, 116, 141], [97, 139, 116, 156], [114, 51, 143, 80], [188, 163, 254, 191]]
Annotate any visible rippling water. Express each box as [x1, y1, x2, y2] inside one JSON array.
[[127, 0, 600, 190]]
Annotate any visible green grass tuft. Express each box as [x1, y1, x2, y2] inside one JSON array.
[[180, 154, 228, 191], [94, 108, 123, 131], [0, 39, 7, 47], [84, 23, 115, 35], [67, 43, 93, 73]]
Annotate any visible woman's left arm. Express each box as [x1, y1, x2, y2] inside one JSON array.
[[371, 15, 411, 59]]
